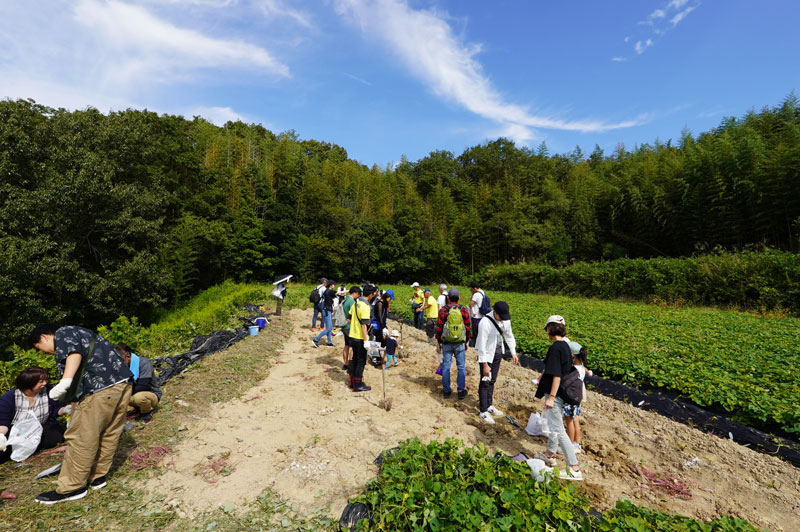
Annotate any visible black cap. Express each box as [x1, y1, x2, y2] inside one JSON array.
[[493, 301, 510, 320], [468, 281, 480, 289]]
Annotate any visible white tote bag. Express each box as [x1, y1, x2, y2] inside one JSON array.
[[7, 411, 43, 462]]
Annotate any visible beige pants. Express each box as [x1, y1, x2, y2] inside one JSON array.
[[58, 382, 131, 493], [129, 391, 159, 414]]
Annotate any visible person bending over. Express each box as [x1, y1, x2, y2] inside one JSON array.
[[115, 344, 162, 423]]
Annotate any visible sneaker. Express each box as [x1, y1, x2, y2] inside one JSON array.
[[140, 412, 153, 424], [457, 390, 467, 400], [311, 339, 319, 348], [35, 487, 88, 505], [572, 443, 582, 454], [487, 405, 504, 416], [442, 391, 452, 399], [533, 452, 557, 468], [126, 408, 140, 419], [479, 412, 495, 425], [326, 343, 335, 347], [559, 468, 583, 481], [311, 327, 316, 332], [352, 383, 372, 392], [89, 476, 107, 490], [342, 364, 349, 371]]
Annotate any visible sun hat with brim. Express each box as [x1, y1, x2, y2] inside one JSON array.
[[543, 315, 566, 330], [493, 301, 510, 320], [391, 330, 400, 338], [411, 282, 420, 287], [567, 341, 582, 355]]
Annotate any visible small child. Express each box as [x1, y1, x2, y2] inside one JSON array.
[[564, 341, 591, 454], [384, 330, 401, 368]]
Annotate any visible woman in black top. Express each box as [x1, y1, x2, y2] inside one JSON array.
[[533, 319, 583, 481], [373, 292, 392, 346]]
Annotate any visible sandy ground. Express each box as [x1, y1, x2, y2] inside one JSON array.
[[148, 309, 800, 530]]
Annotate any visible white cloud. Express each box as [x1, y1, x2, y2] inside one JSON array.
[[256, 0, 312, 28], [611, 56, 627, 62], [667, 0, 690, 9], [671, 5, 697, 26], [334, 0, 641, 141], [650, 9, 666, 19], [634, 39, 653, 54], [189, 105, 253, 125], [74, 0, 289, 85]]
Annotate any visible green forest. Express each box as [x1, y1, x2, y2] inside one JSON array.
[[1, 95, 799, 353]]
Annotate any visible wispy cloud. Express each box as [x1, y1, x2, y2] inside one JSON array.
[[614, 1, 700, 61], [75, 0, 289, 85], [188, 105, 253, 125], [335, 0, 643, 144], [611, 56, 627, 63], [343, 72, 372, 86], [256, 0, 312, 28]]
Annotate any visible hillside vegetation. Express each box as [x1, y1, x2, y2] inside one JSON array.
[[1, 95, 799, 353]]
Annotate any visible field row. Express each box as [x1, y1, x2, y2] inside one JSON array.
[[377, 284, 800, 436]]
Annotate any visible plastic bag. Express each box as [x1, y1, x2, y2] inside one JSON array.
[[339, 501, 372, 531], [525, 412, 550, 437], [7, 411, 43, 462], [526, 458, 554, 482]]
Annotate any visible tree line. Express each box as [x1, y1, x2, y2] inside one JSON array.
[[1, 95, 798, 355]]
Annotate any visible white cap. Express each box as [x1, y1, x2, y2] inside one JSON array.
[[544, 315, 566, 330], [411, 282, 420, 287], [391, 330, 400, 338], [439, 283, 447, 291]]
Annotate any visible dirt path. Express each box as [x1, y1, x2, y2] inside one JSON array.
[[149, 309, 800, 530]]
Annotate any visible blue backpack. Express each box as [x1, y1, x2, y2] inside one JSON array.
[[478, 290, 492, 316]]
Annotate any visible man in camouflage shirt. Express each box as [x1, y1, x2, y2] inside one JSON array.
[[29, 324, 133, 504]]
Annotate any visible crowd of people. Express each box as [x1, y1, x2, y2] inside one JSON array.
[[310, 279, 590, 481]]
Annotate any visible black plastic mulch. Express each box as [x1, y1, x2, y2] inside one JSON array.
[[151, 305, 270, 387]]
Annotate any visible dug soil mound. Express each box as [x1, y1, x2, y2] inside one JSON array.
[[147, 309, 800, 530]]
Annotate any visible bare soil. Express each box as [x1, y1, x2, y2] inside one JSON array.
[[147, 309, 800, 530]]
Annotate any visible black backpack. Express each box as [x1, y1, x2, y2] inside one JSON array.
[[478, 290, 492, 316], [558, 367, 584, 405], [309, 287, 321, 305]]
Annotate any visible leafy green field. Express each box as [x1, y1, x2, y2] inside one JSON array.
[[356, 438, 762, 531], [379, 284, 800, 436]]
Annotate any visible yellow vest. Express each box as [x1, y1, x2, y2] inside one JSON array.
[[424, 295, 438, 319], [349, 298, 371, 341]]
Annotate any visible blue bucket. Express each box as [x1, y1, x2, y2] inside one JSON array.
[[256, 317, 267, 329], [248, 325, 259, 336]]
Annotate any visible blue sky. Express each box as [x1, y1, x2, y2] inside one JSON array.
[[2, 0, 798, 166]]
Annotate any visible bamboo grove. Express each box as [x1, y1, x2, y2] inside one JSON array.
[[1, 95, 799, 353]]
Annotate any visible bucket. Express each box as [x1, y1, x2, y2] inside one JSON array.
[[248, 326, 259, 336], [256, 317, 267, 329]]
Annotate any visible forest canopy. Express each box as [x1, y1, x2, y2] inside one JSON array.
[[1, 95, 799, 352]]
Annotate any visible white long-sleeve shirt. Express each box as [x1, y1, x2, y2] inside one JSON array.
[[475, 316, 516, 363]]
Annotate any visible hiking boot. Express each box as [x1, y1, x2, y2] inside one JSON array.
[[533, 452, 558, 468], [442, 391, 452, 399], [140, 412, 153, 424], [311, 339, 319, 348], [352, 383, 371, 392], [35, 487, 88, 505], [126, 408, 140, 419], [457, 390, 467, 400], [89, 475, 107, 491], [487, 405, 504, 416], [479, 412, 495, 425], [559, 468, 583, 481]]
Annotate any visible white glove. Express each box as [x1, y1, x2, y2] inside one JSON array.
[[0, 433, 7, 452], [63, 404, 73, 416], [49, 378, 73, 401], [382, 328, 389, 338]]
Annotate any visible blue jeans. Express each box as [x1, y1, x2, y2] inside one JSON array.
[[312, 307, 322, 329], [545, 396, 579, 467], [441, 342, 466, 393], [314, 309, 333, 344]]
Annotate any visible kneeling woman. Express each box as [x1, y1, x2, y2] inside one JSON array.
[[0, 367, 68, 462]]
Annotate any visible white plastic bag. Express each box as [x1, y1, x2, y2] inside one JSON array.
[[7, 411, 43, 462], [526, 458, 554, 482], [525, 412, 550, 437]]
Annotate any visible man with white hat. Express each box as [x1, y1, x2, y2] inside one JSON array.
[[410, 282, 423, 329], [437, 284, 448, 308]]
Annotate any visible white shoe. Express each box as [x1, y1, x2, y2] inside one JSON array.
[[559, 468, 583, 481], [533, 452, 557, 467], [486, 405, 504, 416], [479, 412, 495, 425], [572, 443, 582, 454]]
